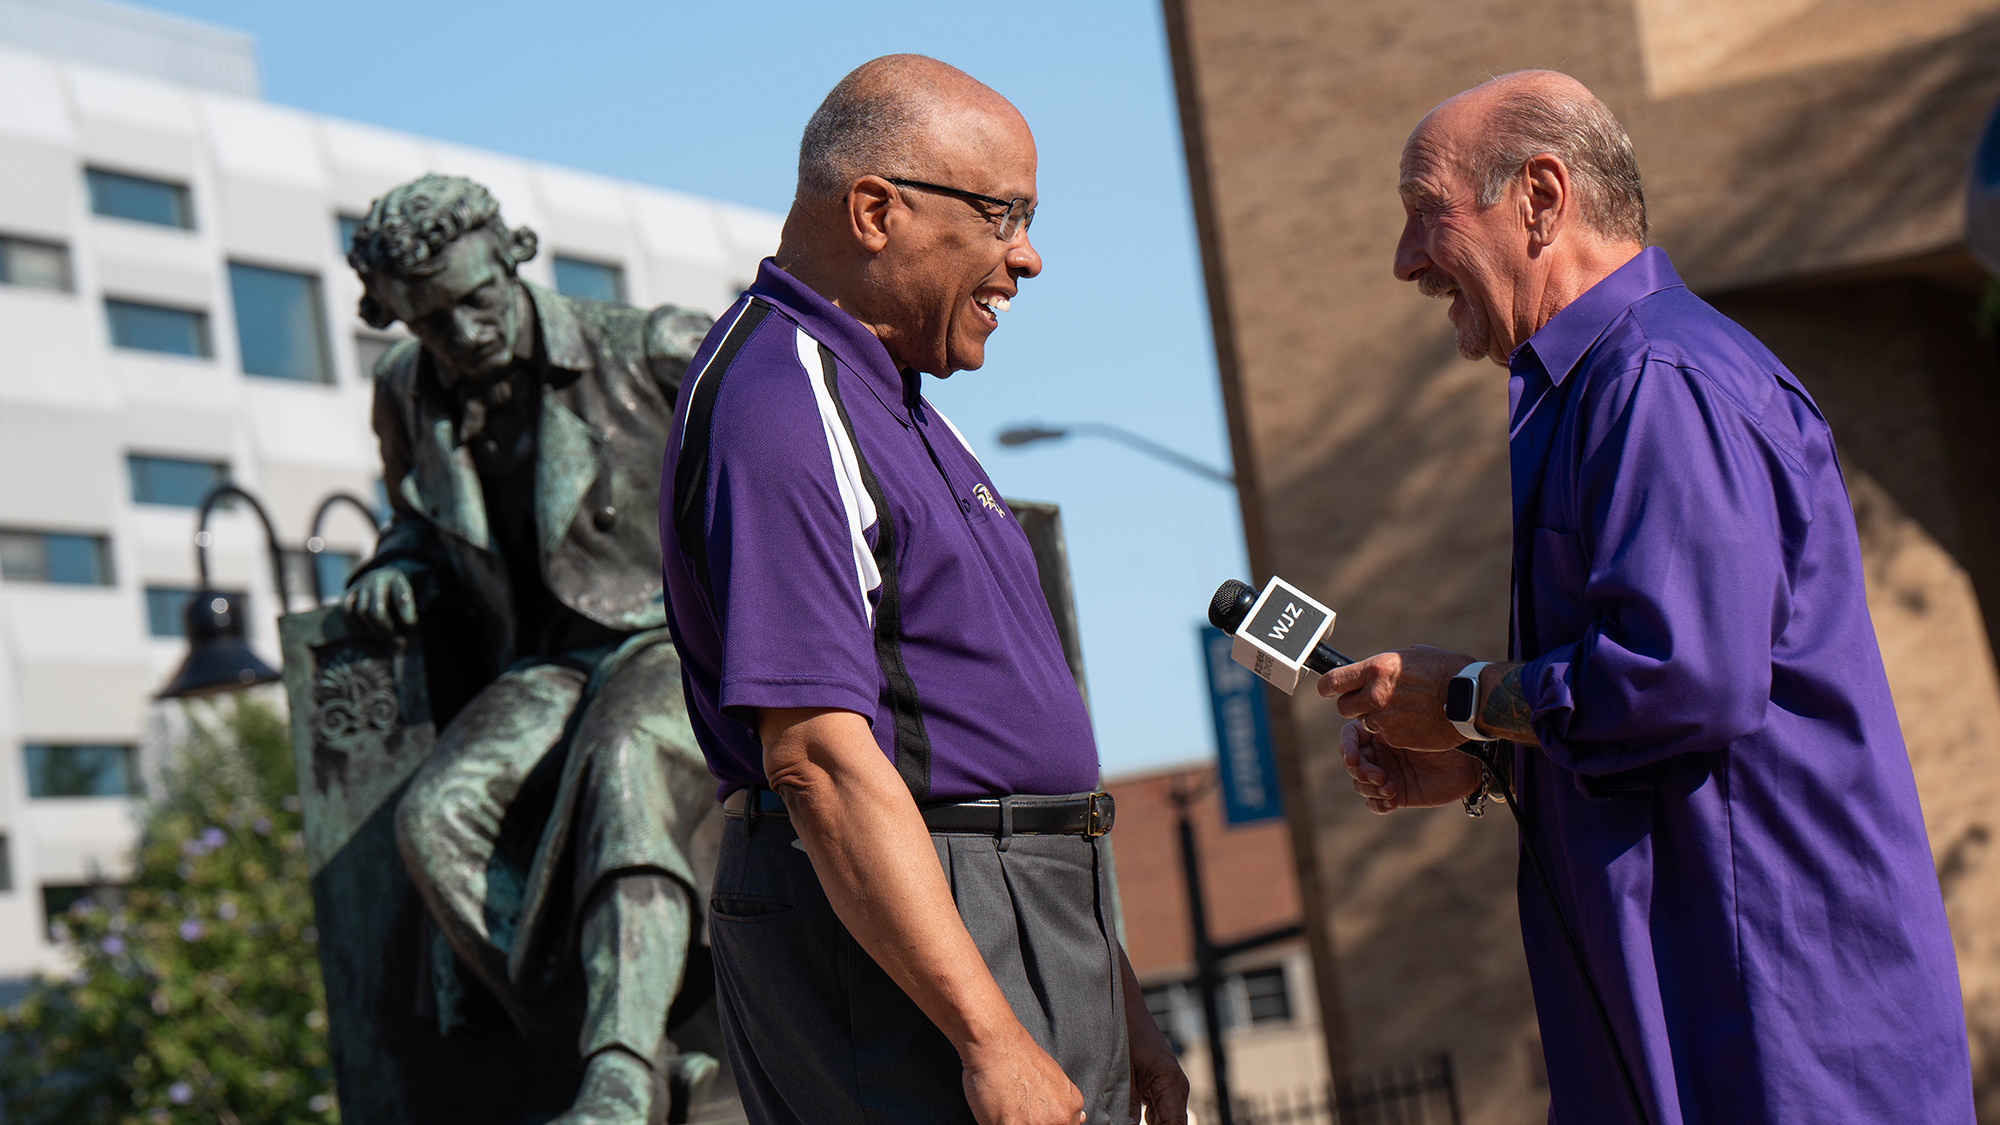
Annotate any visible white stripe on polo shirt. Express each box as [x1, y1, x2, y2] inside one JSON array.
[[929, 402, 981, 465], [678, 298, 758, 448], [794, 327, 883, 623]]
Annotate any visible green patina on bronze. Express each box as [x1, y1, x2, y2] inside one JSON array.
[[283, 173, 737, 1125]]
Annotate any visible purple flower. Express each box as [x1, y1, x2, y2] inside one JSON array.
[[168, 1082, 191, 1104], [216, 901, 238, 921], [178, 919, 203, 942], [252, 816, 271, 836], [199, 826, 226, 849], [99, 936, 125, 957], [180, 838, 205, 857]]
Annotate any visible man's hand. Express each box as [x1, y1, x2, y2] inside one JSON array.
[[1317, 644, 1475, 751], [760, 708, 1083, 1125], [1341, 719, 1483, 814], [1119, 947, 1188, 1124], [343, 567, 419, 636], [960, 1027, 1086, 1125]]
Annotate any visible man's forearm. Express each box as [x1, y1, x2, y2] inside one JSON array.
[[760, 709, 1026, 1059], [1475, 662, 1542, 746]]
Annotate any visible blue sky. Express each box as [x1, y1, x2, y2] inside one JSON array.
[[140, 0, 1250, 778]]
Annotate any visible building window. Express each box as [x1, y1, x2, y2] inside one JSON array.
[[127, 454, 227, 508], [354, 332, 402, 378], [283, 550, 358, 601], [1241, 965, 1292, 1026], [24, 744, 140, 798], [336, 214, 363, 255], [228, 263, 331, 382], [0, 530, 113, 585], [0, 236, 71, 291], [0, 836, 13, 893], [107, 298, 210, 357], [553, 255, 625, 304], [41, 884, 122, 939], [85, 168, 193, 229]]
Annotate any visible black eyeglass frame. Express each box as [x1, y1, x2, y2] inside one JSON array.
[[885, 177, 1036, 240]]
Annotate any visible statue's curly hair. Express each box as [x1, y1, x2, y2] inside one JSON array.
[[347, 174, 538, 329]]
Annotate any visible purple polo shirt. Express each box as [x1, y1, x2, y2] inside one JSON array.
[[1508, 247, 1971, 1122], [660, 259, 1100, 801]]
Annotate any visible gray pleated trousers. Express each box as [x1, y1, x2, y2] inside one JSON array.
[[709, 809, 1130, 1124]]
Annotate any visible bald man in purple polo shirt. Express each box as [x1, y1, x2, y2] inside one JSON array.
[[660, 56, 1187, 1125], [1323, 71, 1974, 1122]]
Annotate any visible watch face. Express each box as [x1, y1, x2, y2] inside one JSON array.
[[1446, 675, 1477, 723]]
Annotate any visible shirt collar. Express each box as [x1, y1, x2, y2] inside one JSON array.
[[1515, 246, 1684, 386], [744, 258, 910, 420]]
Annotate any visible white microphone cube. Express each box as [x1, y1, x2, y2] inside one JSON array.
[[1229, 576, 1338, 694]]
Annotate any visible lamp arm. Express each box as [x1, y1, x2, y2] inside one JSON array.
[[194, 483, 293, 615], [305, 492, 386, 603], [1070, 422, 1235, 486]]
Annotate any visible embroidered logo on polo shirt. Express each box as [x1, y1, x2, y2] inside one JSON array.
[[972, 483, 1003, 514]]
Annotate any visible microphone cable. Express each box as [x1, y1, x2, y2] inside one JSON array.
[[1460, 739, 1652, 1125]]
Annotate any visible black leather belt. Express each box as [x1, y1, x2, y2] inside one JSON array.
[[722, 788, 1115, 838]]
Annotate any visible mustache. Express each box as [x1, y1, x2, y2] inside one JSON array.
[[1417, 270, 1460, 299]]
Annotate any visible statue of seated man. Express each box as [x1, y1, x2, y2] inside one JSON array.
[[341, 173, 719, 1124]]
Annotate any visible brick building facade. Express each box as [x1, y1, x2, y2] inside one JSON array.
[[1161, 0, 2000, 1119]]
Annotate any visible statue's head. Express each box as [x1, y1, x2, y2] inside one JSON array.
[[348, 174, 539, 386]]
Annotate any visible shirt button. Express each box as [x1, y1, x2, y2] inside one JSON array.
[[958, 498, 971, 514]]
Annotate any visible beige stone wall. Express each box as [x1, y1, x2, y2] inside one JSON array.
[[1163, 0, 2000, 1119]]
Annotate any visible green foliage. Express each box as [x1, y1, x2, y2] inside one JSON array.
[[0, 696, 337, 1124], [1979, 278, 2000, 339]]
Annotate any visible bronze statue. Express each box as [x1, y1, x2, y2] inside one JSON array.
[[340, 173, 720, 1124]]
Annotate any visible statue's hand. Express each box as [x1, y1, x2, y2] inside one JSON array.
[[343, 568, 418, 636]]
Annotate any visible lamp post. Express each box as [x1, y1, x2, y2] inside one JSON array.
[[156, 483, 382, 700], [996, 421, 1235, 486]]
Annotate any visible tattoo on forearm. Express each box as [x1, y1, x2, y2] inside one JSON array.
[[1478, 664, 1540, 745]]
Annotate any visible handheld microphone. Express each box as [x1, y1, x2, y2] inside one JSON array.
[[1207, 578, 1354, 694]]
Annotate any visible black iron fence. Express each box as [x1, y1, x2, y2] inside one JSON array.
[[1188, 1053, 1461, 1125]]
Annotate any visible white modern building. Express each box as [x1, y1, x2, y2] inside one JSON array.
[[0, 0, 778, 990]]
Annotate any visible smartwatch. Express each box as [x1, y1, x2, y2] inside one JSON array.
[[1444, 661, 1491, 743]]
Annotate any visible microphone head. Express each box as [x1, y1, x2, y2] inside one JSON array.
[[1208, 579, 1258, 633]]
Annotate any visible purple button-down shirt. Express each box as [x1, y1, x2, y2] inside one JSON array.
[[660, 260, 1101, 801], [1508, 248, 1970, 1123]]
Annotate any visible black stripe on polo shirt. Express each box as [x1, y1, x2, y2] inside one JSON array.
[[673, 298, 773, 608], [818, 342, 934, 801]]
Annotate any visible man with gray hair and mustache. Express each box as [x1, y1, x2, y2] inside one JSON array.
[[660, 55, 1187, 1125], [1320, 70, 1974, 1121]]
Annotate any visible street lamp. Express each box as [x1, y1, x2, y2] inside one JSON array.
[[996, 421, 1235, 486], [156, 483, 382, 700]]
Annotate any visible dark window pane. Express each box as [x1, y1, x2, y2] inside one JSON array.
[[41, 884, 122, 938], [553, 256, 625, 304], [24, 744, 138, 798], [86, 169, 191, 228], [337, 215, 362, 255], [0, 531, 44, 581], [127, 455, 227, 507], [40, 534, 109, 585], [0, 531, 110, 585], [229, 262, 330, 382], [1241, 966, 1291, 1025], [0, 837, 13, 893], [354, 333, 399, 378], [282, 550, 357, 602], [145, 586, 192, 636], [107, 299, 209, 356], [0, 237, 71, 290]]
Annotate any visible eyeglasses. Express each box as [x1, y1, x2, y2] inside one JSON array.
[[886, 177, 1036, 242]]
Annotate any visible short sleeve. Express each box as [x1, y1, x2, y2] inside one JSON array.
[[693, 333, 882, 728]]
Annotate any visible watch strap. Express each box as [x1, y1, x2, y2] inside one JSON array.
[[1447, 661, 1491, 742]]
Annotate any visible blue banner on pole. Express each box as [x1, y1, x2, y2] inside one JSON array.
[[1201, 625, 1284, 825]]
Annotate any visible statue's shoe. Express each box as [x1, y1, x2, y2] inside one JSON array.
[[665, 1051, 720, 1125], [551, 1049, 652, 1125]]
